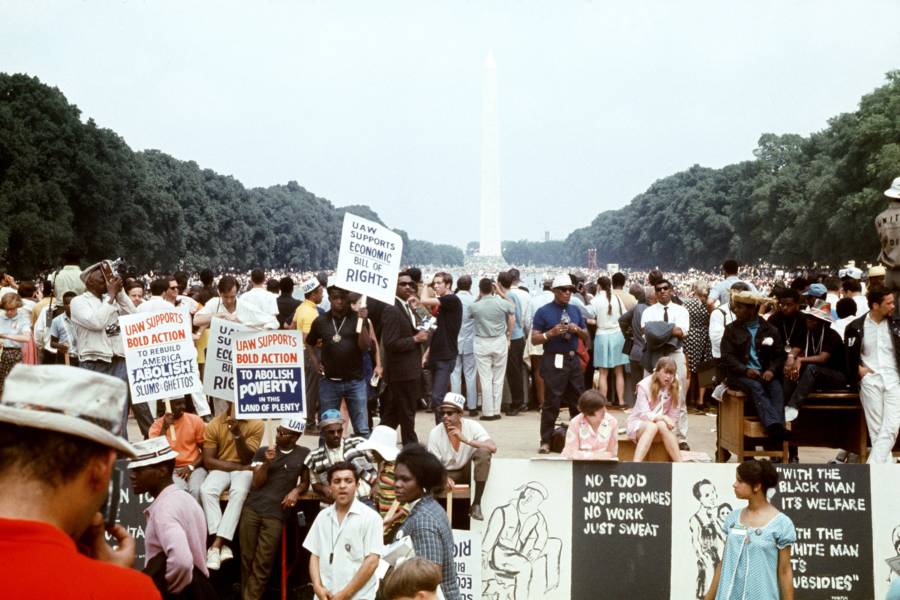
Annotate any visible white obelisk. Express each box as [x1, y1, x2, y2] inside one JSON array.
[[479, 50, 502, 257]]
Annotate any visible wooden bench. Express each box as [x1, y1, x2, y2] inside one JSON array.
[[716, 388, 790, 462], [617, 434, 672, 462], [789, 391, 867, 462], [715, 388, 866, 462]]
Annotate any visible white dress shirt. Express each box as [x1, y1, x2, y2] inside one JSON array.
[[640, 301, 690, 336], [240, 287, 279, 316], [302, 498, 384, 600], [861, 315, 899, 384]]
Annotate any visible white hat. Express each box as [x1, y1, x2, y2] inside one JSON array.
[[0, 365, 137, 456], [869, 265, 887, 278], [440, 392, 465, 413], [357, 425, 400, 461], [280, 418, 305, 434], [300, 277, 320, 295], [551, 274, 574, 290], [839, 266, 863, 280], [885, 176, 900, 199], [127, 437, 177, 469], [79, 261, 104, 283]]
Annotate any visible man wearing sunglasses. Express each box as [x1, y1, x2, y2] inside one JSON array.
[[137, 276, 181, 313], [640, 278, 691, 450], [381, 271, 430, 444], [530, 274, 591, 454]]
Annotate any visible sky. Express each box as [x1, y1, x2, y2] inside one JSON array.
[[2, 1, 900, 249]]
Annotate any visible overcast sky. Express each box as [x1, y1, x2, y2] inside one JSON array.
[[3, 1, 899, 248]]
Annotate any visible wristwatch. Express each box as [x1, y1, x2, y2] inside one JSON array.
[[188, 465, 195, 472]]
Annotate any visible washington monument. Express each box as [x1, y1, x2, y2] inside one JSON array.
[[479, 50, 502, 257]]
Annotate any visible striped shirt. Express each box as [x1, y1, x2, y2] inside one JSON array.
[[303, 436, 377, 498]]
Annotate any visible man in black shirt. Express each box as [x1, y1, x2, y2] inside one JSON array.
[[768, 288, 806, 353], [783, 300, 848, 421], [417, 272, 463, 423], [239, 419, 309, 600], [306, 286, 372, 438], [275, 276, 300, 329]]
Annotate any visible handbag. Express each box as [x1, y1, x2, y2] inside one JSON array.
[[621, 337, 634, 356], [697, 359, 719, 388]]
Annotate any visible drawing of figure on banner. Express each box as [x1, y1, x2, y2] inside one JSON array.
[[689, 478, 728, 599], [888, 526, 900, 583], [481, 481, 562, 600]]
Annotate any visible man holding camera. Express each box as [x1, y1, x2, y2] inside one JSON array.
[[70, 261, 154, 438], [0, 364, 159, 598]]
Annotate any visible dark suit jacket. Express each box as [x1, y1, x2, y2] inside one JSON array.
[[381, 299, 422, 383]]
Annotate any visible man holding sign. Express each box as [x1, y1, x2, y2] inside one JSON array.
[[306, 285, 372, 438]]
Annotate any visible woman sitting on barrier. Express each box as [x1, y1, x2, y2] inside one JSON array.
[[392, 444, 460, 600], [705, 460, 795, 600], [627, 356, 682, 462], [562, 389, 618, 460]]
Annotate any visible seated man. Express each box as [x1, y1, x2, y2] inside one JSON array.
[[783, 300, 848, 422], [239, 420, 310, 600], [426, 392, 496, 520], [148, 397, 207, 501], [128, 437, 212, 598], [303, 461, 383, 600], [720, 291, 790, 442], [304, 409, 378, 503], [199, 404, 264, 570]]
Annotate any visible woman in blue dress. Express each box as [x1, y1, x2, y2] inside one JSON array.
[[705, 460, 796, 600]]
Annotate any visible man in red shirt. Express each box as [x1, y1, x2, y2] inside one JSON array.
[[0, 364, 160, 599]]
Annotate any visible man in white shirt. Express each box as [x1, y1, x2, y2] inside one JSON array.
[[427, 393, 496, 520], [240, 269, 279, 318], [138, 277, 179, 313], [303, 462, 383, 600], [641, 278, 690, 448], [845, 287, 900, 463], [70, 262, 151, 438]]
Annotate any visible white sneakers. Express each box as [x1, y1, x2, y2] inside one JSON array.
[[785, 406, 799, 423], [206, 545, 234, 570], [206, 547, 221, 571]]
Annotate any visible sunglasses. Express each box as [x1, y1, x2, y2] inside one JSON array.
[[398, 281, 416, 287], [439, 410, 458, 416], [655, 285, 671, 292]]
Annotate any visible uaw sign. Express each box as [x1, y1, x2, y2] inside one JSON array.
[[203, 317, 251, 401], [232, 330, 305, 420], [120, 310, 201, 404], [332, 212, 403, 305]]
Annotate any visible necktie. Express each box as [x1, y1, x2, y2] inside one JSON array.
[[663, 306, 669, 323]]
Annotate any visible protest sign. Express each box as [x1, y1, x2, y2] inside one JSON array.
[[233, 330, 305, 420], [203, 317, 251, 401], [120, 310, 201, 404], [332, 212, 403, 305], [110, 459, 153, 569], [452, 530, 482, 600]]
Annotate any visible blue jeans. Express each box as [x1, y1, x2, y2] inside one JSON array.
[[319, 378, 370, 437], [734, 376, 784, 429], [451, 352, 478, 410], [429, 358, 456, 424]]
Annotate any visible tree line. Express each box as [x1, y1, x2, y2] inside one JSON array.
[[0, 73, 463, 278]]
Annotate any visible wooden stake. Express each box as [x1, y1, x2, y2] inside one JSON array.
[[164, 399, 176, 441], [446, 489, 453, 524], [266, 419, 277, 450]]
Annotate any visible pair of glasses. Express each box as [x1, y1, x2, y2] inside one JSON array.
[[398, 282, 416, 287], [439, 410, 457, 416], [656, 286, 670, 292]]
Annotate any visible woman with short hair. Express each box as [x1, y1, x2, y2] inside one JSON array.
[[0, 292, 31, 393]]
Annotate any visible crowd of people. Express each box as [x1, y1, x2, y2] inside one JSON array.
[[2, 177, 900, 599]]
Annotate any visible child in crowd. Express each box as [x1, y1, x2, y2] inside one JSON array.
[[562, 389, 618, 460], [383, 558, 443, 600], [627, 356, 682, 462]]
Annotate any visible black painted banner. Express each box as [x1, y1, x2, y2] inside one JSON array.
[[572, 462, 673, 598], [773, 464, 873, 600]]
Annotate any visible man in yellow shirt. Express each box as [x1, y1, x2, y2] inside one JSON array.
[[292, 277, 324, 432]]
